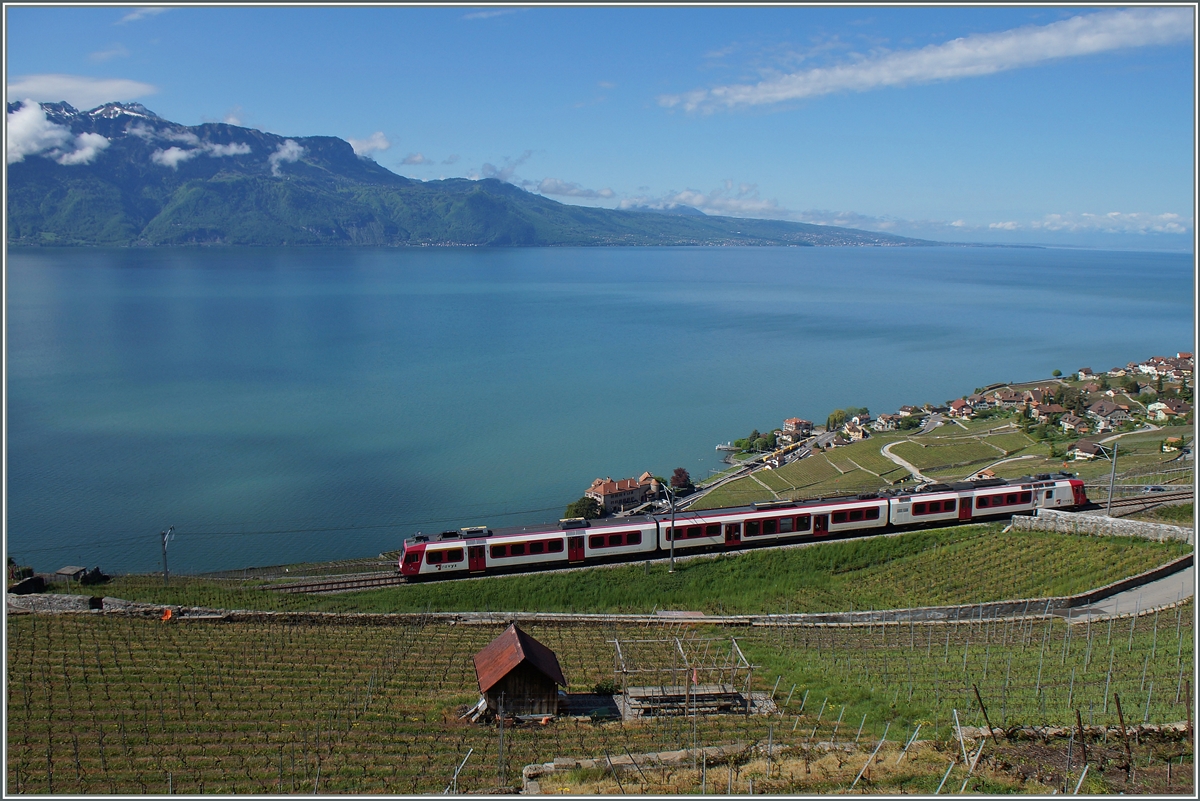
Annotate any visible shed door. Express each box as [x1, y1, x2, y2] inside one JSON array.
[[813, 514, 829, 536], [468, 545, 486, 573], [958, 496, 972, 522], [567, 535, 585, 563]]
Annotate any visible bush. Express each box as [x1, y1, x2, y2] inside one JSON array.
[[565, 496, 603, 520], [593, 678, 618, 695]]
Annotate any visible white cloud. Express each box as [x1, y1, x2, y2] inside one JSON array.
[[205, 142, 251, 157], [480, 150, 533, 183], [6, 100, 72, 163], [988, 221, 1020, 230], [55, 132, 110, 165], [401, 152, 430, 165], [268, 139, 305, 176], [89, 43, 130, 62], [164, 129, 200, 145], [349, 131, 391, 158], [1031, 211, 1192, 234], [6, 74, 157, 110], [442, 154, 460, 165], [462, 8, 518, 21], [661, 7, 1193, 112], [538, 177, 615, 199], [117, 7, 168, 24], [151, 146, 198, 169], [6, 100, 110, 165], [623, 181, 782, 217]]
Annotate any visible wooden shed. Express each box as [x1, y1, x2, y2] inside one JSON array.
[[473, 623, 566, 718]]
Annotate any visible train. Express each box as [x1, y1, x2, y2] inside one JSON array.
[[398, 473, 1088, 580]]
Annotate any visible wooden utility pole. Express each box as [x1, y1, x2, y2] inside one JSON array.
[[973, 684, 998, 744]]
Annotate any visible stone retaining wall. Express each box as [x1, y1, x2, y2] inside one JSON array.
[[1013, 507, 1193, 545]]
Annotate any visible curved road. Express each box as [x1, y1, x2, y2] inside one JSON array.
[[881, 440, 929, 482]]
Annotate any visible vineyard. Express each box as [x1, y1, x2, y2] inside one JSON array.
[[48, 525, 1191, 616], [6, 604, 1194, 794]]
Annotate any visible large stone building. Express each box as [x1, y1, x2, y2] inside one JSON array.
[[585, 472, 659, 514]]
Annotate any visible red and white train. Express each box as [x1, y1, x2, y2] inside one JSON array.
[[399, 474, 1088, 580]]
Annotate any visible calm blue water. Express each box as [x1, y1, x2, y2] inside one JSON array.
[[6, 246, 1194, 574]]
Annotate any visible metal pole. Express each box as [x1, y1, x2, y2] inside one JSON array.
[[668, 484, 676, 573], [160, 526, 173, 586], [1106, 443, 1119, 516]]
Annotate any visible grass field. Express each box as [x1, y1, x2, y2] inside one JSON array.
[[891, 440, 1007, 471], [54, 525, 1190, 617], [7, 602, 1192, 794]]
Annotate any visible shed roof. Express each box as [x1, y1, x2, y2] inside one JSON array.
[[473, 623, 567, 693]]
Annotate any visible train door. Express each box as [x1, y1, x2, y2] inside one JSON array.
[[813, 514, 829, 536], [724, 523, 741, 547], [467, 544, 486, 573], [958, 497, 972, 522], [567, 535, 585, 563]]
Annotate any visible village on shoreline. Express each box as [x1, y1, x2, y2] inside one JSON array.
[[575, 350, 1195, 519]]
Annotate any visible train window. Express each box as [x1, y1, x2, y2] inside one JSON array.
[[1006, 493, 1017, 504], [529, 542, 544, 555], [796, 515, 811, 531], [779, 517, 794, 533], [763, 519, 778, 535], [912, 503, 926, 515], [426, 551, 443, 564], [866, 507, 881, 520], [1045, 490, 1053, 500], [832, 511, 848, 524], [404, 552, 421, 564], [548, 540, 563, 553], [1020, 492, 1032, 503], [589, 535, 605, 549], [849, 509, 864, 522], [510, 543, 525, 556], [627, 531, 642, 545], [746, 520, 761, 537], [706, 524, 721, 537], [977, 496, 990, 508], [608, 534, 623, 547], [942, 500, 955, 512], [687, 526, 702, 539], [490, 545, 506, 559], [445, 549, 464, 563]]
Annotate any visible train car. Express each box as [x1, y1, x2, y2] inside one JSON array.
[[399, 472, 1088, 580]]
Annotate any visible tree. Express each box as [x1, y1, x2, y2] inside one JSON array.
[[1052, 369, 1062, 377], [897, 415, 924, 430], [826, 409, 846, 431], [564, 496, 602, 520], [1156, 374, 1164, 394], [670, 467, 693, 491]]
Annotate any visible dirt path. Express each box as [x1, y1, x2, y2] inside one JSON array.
[[881, 441, 928, 482]]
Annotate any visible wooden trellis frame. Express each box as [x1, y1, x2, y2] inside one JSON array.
[[609, 634, 758, 717]]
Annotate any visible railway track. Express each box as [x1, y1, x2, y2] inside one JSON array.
[[1100, 490, 1193, 509], [262, 571, 406, 594]]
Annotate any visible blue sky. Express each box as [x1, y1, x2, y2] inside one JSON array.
[[5, 5, 1196, 249]]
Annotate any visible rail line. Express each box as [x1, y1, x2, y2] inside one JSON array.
[[262, 572, 405, 594]]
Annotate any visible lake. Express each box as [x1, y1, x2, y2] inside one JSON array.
[[5, 245, 1193, 574]]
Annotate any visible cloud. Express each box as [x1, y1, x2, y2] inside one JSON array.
[[6, 74, 157, 110], [660, 7, 1193, 112], [205, 141, 251, 157], [6, 100, 110, 165], [988, 221, 1020, 231], [442, 154, 460, 165], [89, 43, 130, 62], [6, 101, 72, 163], [537, 177, 614, 199], [117, 7, 168, 24], [164, 129, 200, 145], [401, 152, 430, 165], [268, 139, 305, 176], [1031, 211, 1192, 234], [150, 146, 198, 169], [148, 140, 252, 168], [622, 181, 783, 217], [462, 8, 518, 21], [481, 150, 533, 183], [348, 131, 391, 158]]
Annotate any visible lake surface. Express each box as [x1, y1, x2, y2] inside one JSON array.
[[6, 245, 1194, 574]]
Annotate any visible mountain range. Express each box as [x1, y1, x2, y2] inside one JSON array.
[[6, 101, 938, 248]]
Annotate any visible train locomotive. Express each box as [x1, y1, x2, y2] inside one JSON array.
[[399, 474, 1087, 580]]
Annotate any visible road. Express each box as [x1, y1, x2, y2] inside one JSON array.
[[881, 440, 928, 482], [1063, 565, 1194, 623]]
